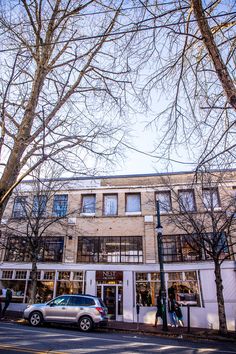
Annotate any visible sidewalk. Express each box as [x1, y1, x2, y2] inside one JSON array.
[[3, 311, 236, 342], [106, 320, 236, 342]]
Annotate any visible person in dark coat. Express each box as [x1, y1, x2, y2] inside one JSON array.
[[2, 288, 12, 318], [153, 295, 163, 327]]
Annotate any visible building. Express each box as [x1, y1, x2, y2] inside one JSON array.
[[0, 170, 236, 330]]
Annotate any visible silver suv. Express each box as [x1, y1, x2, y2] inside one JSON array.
[[23, 294, 108, 332]]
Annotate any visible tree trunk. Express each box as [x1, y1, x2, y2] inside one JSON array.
[[214, 260, 228, 335], [31, 257, 38, 304]]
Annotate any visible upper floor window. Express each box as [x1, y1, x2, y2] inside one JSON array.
[[126, 193, 141, 213], [103, 194, 118, 216], [156, 191, 172, 213], [81, 194, 96, 214], [202, 188, 220, 209], [178, 190, 196, 212], [12, 196, 27, 218], [4, 236, 64, 263], [52, 194, 68, 217], [77, 236, 143, 263], [32, 195, 47, 217]]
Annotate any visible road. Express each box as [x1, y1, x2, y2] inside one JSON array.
[[0, 322, 235, 354]]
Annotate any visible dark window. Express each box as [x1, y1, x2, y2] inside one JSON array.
[[81, 297, 95, 306], [77, 236, 143, 263], [12, 196, 27, 218], [68, 296, 83, 306], [52, 195, 68, 217], [4, 236, 64, 262], [49, 295, 69, 306], [162, 233, 229, 263], [32, 195, 47, 217]]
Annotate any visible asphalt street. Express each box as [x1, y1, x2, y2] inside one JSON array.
[[0, 322, 235, 354]]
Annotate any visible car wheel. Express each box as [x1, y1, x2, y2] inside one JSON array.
[[78, 316, 93, 332], [29, 311, 43, 327]]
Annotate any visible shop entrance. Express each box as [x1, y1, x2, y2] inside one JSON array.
[[96, 271, 123, 321], [97, 284, 123, 320]]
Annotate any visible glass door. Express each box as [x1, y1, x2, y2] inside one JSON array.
[[104, 285, 116, 320]]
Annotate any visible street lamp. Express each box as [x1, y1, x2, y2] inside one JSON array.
[[156, 200, 168, 331]]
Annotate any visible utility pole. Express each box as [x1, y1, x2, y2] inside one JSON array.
[[156, 200, 168, 331]]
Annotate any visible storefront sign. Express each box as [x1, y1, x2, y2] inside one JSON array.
[[96, 271, 123, 282]]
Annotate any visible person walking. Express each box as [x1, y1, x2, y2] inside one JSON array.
[[153, 295, 163, 327], [2, 288, 12, 318], [175, 302, 184, 327], [168, 294, 178, 327]]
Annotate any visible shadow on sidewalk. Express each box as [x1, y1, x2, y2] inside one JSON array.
[[3, 311, 236, 342]]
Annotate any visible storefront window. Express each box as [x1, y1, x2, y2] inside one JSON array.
[[56, 271, 84, 296], [136, 272, 160, 307], [167, 271, 200, 305], [26, 281, 54, 303]]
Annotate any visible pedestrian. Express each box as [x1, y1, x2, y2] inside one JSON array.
[[153, 295, 163, 327], [0, 295, 2, 319], [175, 302, 184, 327], [2, 288, 12, 318], [168, 294, 178, 327]]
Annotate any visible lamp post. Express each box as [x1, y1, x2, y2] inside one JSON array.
[[156, 200, 168, 331]]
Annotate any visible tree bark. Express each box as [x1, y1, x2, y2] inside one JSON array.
[[214, 260, 228, 335], [192, 0, 236, 110]]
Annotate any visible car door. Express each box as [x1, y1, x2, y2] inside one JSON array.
[[43, 295, 70, 322]]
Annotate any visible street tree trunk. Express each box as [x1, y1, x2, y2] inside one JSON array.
[[31, 256, 38, 304], [214, 260, 228, 335]]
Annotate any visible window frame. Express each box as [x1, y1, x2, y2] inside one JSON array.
[[12, 196, 27, 219], [103, 194, 118, 216], [81, 194, 96, 215], [178, 189, 196, 212], [125, 193, 141, 214], [156, 191, 172, 213], [52, 194, 68, 217], [202, 188, 221, 210], [77, 236, 143, 263]]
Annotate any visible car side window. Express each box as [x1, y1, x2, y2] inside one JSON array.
[[82, 298, 95, 306], [50, 296, 69, 306], [68, 296, 83, 306]]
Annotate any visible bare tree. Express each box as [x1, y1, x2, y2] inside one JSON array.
[[159, 170, 236, 335], [0, 0, 153, 219], [138, 0, 236, 169], [0, 165, 77, 304]]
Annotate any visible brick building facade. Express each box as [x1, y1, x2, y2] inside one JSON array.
[[0, 170, 235, 330]]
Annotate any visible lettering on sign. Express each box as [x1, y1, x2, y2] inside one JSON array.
[[96, 271, 123, 281]]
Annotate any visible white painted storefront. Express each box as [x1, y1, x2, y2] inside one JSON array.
[[1, 260, 236, 330]]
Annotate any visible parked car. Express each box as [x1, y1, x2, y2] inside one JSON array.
[[23, 294, 108, 332]]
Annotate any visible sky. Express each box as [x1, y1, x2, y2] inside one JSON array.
[[112, 119, 194, 176]]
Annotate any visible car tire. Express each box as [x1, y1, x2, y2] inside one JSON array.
[[29, 311, 43, 327], [78, 316, 93, 332]]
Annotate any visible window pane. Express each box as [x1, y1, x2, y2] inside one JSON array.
[[203, 189, 220, 209], [52, 195, 68, 217], [12, 197, 27, 218], [77, 236, 143, 263], [157, 191, 172, 213], [104, 195, 118, 215], [178, 190, 196, 212], [82, 195, 96, 213], [32, 195, 47, 216], [126, 194, 141, 212]]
